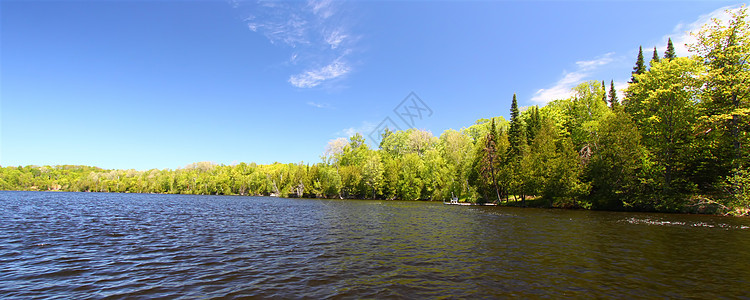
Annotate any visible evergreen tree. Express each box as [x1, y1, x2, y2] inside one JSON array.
[[525, 106, 541, 145], [630, 46, 646, 83], [664, 37, 676, 60], [507, 93, 528, 204], [651, 46, 661, 66], [609, 80, 619, 108], [602, 80, 607, 104], [625, 46, 648, 112], [508, 94, 523, 156]]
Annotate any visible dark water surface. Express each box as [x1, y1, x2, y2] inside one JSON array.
[[1, 191, 749, 298]]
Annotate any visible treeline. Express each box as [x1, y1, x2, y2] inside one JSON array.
[[1, 8, 748, 215]]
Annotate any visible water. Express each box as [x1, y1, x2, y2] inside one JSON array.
[[1, 191, 749, 298]]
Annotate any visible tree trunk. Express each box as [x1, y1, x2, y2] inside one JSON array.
[[489, 164, 500, 203]]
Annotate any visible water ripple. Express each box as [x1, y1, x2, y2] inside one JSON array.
[[1, 191, 749, 298]]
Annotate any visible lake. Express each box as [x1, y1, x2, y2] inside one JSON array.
[[1, 191, 749, 298]]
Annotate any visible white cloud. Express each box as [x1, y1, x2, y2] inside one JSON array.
[[531, 53, 615, 104], [576, 53, 615, 70], [289, 57, 351, 88], [237, 0, 357, 89]]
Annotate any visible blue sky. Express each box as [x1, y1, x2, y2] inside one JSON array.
[[1, 0, 743, 170]]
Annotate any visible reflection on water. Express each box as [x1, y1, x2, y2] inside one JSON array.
[[1, 191, 749, 298]]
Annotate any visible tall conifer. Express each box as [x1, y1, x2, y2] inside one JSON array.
[[602, 80, 607, 104], [507, 93, 527, 205], [651, 47, 660, 65], [664, 38, 676, 59], [609, 80, 619, 108], [630, 46, 646, 83], [526, 106, 541, 145], [508, 93, 525, 157]]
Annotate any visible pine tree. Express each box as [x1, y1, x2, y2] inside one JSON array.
[[664, 38, 676, 60], [508, 93, 523, 156], [609, 80, 619, 108], [525, 106, 541, 145], [651, 46, 660, 66], [601, 80, 607, 104], [630, 46, 646, 83], [507, 93, 528, 204]]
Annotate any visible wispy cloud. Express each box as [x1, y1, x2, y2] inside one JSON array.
[[575, 53, 614, 70], [338, 121, 376, 138], [309, 0, 334, 19], [246, 13, 309, 47], [290, 57, 350, 88], [237, 0, 357, 89], [324, 29, 347, 49], [530, 53, 615, 104], [306, 101, 331, 109]]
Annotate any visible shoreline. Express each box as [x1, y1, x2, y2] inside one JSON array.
[[3, 189, 747, 217]]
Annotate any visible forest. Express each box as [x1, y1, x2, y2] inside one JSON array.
[[1, 8, 748, 215]]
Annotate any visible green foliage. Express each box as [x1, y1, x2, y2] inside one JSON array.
[[557, 81, 611, 151], [547, 135, 589, 209], [587, 112, 648, 209], [626, 57, 703, 197], [475, 119, 502, 203], [724, 167, 750, 214], [422, 147, 450, 200], [525, 118, 559, 204], [690, 6, 750, 177], [319, 165, 342, 198], [397, 153, 424, 200], [361, 151, 384, 199], [439, 129, 474, 200]]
